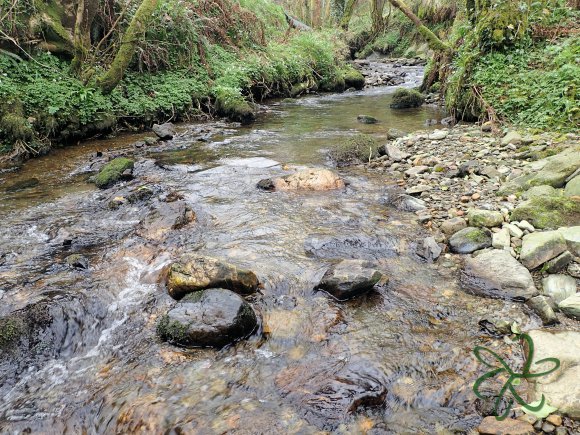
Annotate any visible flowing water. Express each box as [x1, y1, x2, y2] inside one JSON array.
[[0, 66, 538, 434]]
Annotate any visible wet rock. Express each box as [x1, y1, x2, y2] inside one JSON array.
[[546, 251, 573, 273], [357, 115, 378, 124], [138, 200, 194, 241], [417, 236, 442, 261], [526, 330, 580, 419], [64, 254, 88, 270], [542, 275, 577, 304], [441, 116, 456, 126], [304, 234, 399, 260], [152, 122, 176, 140], [501, 131, 523, 146], [157, 288, 258, 348], [257, 168, 345, 192], [492, 228, 511, 249], [511, 196, 580, 229], [460, 250, 537, 301], [380, 188, 426, 211], [468, 209, 504, 228], [4, 177, 39, 192], [559, 294, 580, 319], [166, 254, 260, 300], [94, 158, 134, 189], [315, 259, 383, 301], [477, 416, 534, 435], [526, 296, 558, 325], [385, 143, 410, 162], [387, 128, 406, 140], [449, 227, 492, 254], [441, 217, 467, 236], [565, 174, 580, 197], [558, 226, 580, 256], [520, 231, 567, 270]]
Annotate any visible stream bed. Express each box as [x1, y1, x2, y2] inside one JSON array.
[[0, 66, 539, 434]]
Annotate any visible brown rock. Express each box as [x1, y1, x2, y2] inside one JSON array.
[[477, 416, 535, 435], [257, 168, 345, 191], [546, 415, 562, 426]]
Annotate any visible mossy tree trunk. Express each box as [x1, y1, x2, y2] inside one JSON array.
[[331, 0, 345, 23], [386, 0, 452, 53], [97, 0, 159, 94], [71, 0, 98, 74], [371, 0, 386, 36], [340, 0, 358, 29]]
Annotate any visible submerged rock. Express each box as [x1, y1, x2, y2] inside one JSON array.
[[380, 187, 426, 212], [357, 114, 378, 124], [166, 254, 260, 300], [526, 330, 580, 419], [157, 288, 258, 348], [477, 416, 533, 435], [315, 259, 383, 301], [448, 227, 492, 254], [257, 168, 345, 192], [94, 157, 134, 189], [152, 122, 176, 140], [138, 200, 194, 241], [304, 234, 399, 260], [460, 250, 537, 301], [520, 231, 567, 270]]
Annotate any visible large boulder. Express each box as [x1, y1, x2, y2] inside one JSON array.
[[448, 227, 492, 254], [94, 158, 134, 189], [565, 174, 580, 197], [389, 88, 425, 109], [520, 231, 567, 270], [526, 330, 580, 419], [460, 250, 537, 301], [257, 168, 345, 192], [152, 122, 176, 140], [315, 259, 383, 301], [510, 196, 580, 229], [166, 255, 260, 300], [157, 288, 258, 348]]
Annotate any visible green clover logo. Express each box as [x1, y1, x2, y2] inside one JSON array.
[[473, 332, 560, 421]]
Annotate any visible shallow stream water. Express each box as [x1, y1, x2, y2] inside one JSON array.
[[0, 66, 538, 434]]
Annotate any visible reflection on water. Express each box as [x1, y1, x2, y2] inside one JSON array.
[[0, 72, 533, 433]]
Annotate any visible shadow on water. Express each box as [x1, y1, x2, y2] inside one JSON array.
[[0, 71, 535, 433]]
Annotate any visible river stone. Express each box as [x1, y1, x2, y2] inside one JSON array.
[[157, 289, 258, 348], [385, 143, 410, 162], [138, 200, 194, 241], [467, 209, 503, 228], [257, 168, 345, 192], [387, 128, 406, 140], [449, 227, 492, 254], [428, 130, 448, 141], [501, 131, 523, 146], [357, 114, 378, 124], [166, 254, 260, 300], [545, 251, 573, 273], [558, 294, 580, 319], [478, 416, 534, 435], [520, 231, 567, 270], [526, 295, 558, 325], [542, 274, 577, 304], [526, 330, 580, 419], [65, 254, 88, 270], [380, 187, 426, 212], [417, 236, 442, 261], [405, 165, 429, 176], [152, 122, 176, 140], [315, 259, 383, 301], [304, 234, 399, 260], [522, 185, 558, 200], [565, 175, 580, 197], [558, 226, 580, 256], [94, 158, 134, 189], [492, 227, 510, 249], [441, 217, 467, 236], [460, 250, 537, 301]]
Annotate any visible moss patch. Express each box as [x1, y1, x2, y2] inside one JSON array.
[[329, 134, 379, 167], [511, 196, 580, 229], [0, 317, 26, 350], [157, 315, 190, 344], [94, 157, 134, 189], [342, 66, 365, 90], [390, 88, 425, 109]]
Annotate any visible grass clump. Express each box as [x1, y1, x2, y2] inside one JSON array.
[[390, 88, 425, 109], [329, 134, 379, 167]]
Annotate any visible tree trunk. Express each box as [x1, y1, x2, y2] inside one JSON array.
[[331, 0, 346, 23], [371, 0, 386, 35], [97, 0, 159, 94], [340, 0, 358, 29], [71, 0, 98, 74], [387, 0, 452, 52]]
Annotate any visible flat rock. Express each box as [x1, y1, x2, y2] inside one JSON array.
[[305, 234, 399, 260], [166, 254, 260, 300], [405, 165, 429, 176], [428, 130, 448, 141], [520, 231, 567, 270], [558, 226, 580, 256], [522, 185, 557, 200], [477, 416, 534, 435], [315, 259, 383, 301], [468, 209, 504, 228], [257, 168, 345, 191], [449, 227, 492, 254], [492, 227, 510, 249], [542, 274, 577, 304], [526, 330, 580, 419], [559, 293, 580, 319], [501, 131, 523, 146], [385, 143, 410, 161], [441, 217, 467, 236], [157, 288, 257, 348], [460, 249, 537, 301]]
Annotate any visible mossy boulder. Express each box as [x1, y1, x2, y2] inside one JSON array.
[[565, 175, 580, 197], [511, 196, 580, 229], [467, 209, 504, 228], [390, 88, 425, 109], [329, 134, 379, 167], [94, 157, 134, 189], [215, 93, 256, 125], [448, 227, 492, 254], [157, 288, 258, 348], [342, 67, 365, 90]]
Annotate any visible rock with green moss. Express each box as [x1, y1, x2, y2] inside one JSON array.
[[94, 158, 134, 189], [157, 288, 258, 348], [389, 88, 425, 109], [166, 254, 260, 300], [501, 131, 522, 146], [522, 185, 558, 200], [357, 115, 378, 124], [467, 209, 504, 228], [0, 317, 25, 351], [215, 92, 256, 125], [510, 196, 580, 229], [520, 231, 567, 270], [449, 227, 492, 254], [329, 134, 379, 167], [342, 67, 365, 90]]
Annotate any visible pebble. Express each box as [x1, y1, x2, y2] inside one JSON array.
[[546, 415, 562, 426]]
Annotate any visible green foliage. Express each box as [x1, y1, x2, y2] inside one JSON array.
[[329, 133, 379, 166], [390, 88, 425, 109]]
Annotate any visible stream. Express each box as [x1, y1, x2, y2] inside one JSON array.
[[0, 65, 538, 434]]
